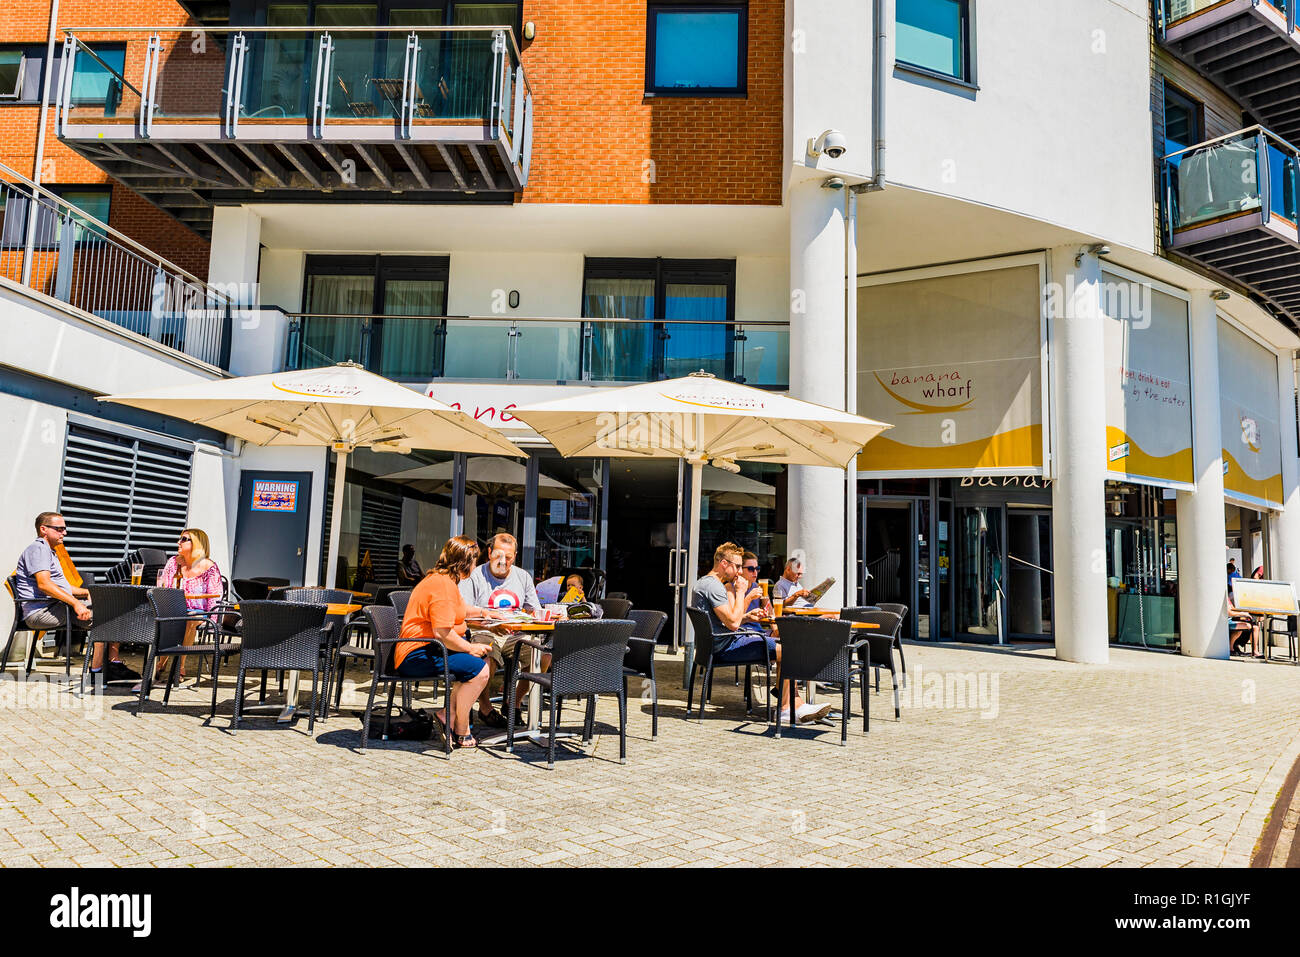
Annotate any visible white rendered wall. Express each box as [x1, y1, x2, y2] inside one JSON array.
[[447, 252, 584, 317], [1048, 245, 1109, 664], [1176, 291, 1230, 659], [208, 206, 262, 290], [1269, 352, 1300, 590]]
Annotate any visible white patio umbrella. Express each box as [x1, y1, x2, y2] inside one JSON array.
[[702, 468, 777, 510], [379, 456, 577, 500], [512, 371, 892, 656], [99, 362, 523, 588]]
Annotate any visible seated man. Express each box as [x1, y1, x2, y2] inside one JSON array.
[[773, 553, 813, 608], [692, 541, 830, 724], [395, 544, 423, 586], [13, 511, 138, 683], [459, 532, 544, 728]]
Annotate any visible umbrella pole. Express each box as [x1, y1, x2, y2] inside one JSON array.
[[683, 459, 703, 685], [325, 446, 348, 590]]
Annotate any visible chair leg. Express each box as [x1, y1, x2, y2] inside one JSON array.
[[744, 664, 753, 714], [334, 656, 347, 710], [258, 669, 268, 704], [547, 694, 558, 769], [892, 666, 901, 719], [841, 681, 850, 746], [25, 628, 40, 676], [862, 669, 870, 733], [582, 695, 595, 744], [734, 665, 739, 685], [163, 655, 180, 706], [233, 667, 246, 730], [650, 676, 659, 741], [0, 622, 16, 675], [137, 647, 155, 716], [506, 678, 518, 754], [361, 671, 379, 750], [775, 678, 784, 738], [307, 669, 319, 733], [895, 638, 907, 689], [618, 688, 627, 765], [79, 638, 92, 693], [697, 663, 713, 723], [874, 664, 880, 693], [686, 661, 697, 718], [209, 649, 222, 722], [63, 620, 72, 676], [383, 685, 396, 739]]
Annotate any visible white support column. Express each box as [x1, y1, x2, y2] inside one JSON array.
[[788, 178, 847, 607], [1269, 350, 1300, 587], [1176, 290, 1229, 659], [1048, 246, 1109, 664], [208, 206, 262, 297]]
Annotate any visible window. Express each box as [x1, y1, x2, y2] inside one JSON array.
[[0, 46, 56, 104], [70, 44, 125, 107], [0, 186, 111, 247], [583, 258, 736, 381], [646, 2, 747, 96], [1163, 84, 1203, 157], [896, 0, 972, 84], [0, 49, 24, 99]]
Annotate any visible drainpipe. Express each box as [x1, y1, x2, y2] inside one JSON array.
[[864, 0, 888, 192], [22, 0, 61, 287]]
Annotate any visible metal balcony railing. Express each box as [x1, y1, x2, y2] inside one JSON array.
[[1161, 126, 1300, 321], [1163, 126, 1299, 237], [0, 161, 234, 369], [284, 314, 791, 388]]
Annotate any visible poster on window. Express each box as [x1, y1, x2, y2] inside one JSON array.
[[1218, 320, 1284, 509], [1101, 272, 1194, 487], [251, 480, 298, 512], [569, 494, 593, 527], [856, 262, 1044, 475]]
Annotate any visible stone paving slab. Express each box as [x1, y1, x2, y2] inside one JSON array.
[[0, 642, 1298, 866]]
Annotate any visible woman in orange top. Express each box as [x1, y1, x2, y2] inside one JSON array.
[[396, 535, 493, 748]]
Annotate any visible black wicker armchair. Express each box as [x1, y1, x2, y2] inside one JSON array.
[[388, 590, 412, 619], [840, 609, 904, 719], [358, 604, 452, 755], [685, 607, 772, 723], [231, 601, 333, 733], [771, 616, 867, 744], [80, 585, 156, 713], [874, 603, 909, 686], [4, 573, 77, 676], [596, 597, 632, 620], [147, 588, 241, 721], [505, 618, 635, 768], [625, 610, 666, 740]]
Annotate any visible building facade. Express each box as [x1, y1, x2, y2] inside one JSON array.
[[2, 0, 1298, 662]]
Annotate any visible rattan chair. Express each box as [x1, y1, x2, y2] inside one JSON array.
[[332, 611, 377, 711], [4, 573, 77, 676], [268, 587, 351, 719], [596, 597, 632, 620], [625, 609, 667, 740], [771, 616, 867, 743], [505, 618, 635, 769], [685, 607, 772, 723], [80, 585, 156, 714], [147, 588, 241, 721], [388, 589, 412, 619], [840, 608, 904, 719], [358, 604, 452, 755], [231, 601, 333, 733], [875, 602, 909, 685], [231, 579, 270, 601]]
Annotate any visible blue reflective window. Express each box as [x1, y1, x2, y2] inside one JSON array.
[[648, 4, 746, 95], [896, 0, 969, 81], [71, 45, 125, 106]]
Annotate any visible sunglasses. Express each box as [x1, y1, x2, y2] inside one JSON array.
[[178, 536, 192, 544], [43, 524, 67, 532], [743, 565, 759, 572]]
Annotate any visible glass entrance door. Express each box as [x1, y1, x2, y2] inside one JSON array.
[[862, 500, 918, 638], [954, 505, 1003, 637], [1006, 509, 1052, 639]]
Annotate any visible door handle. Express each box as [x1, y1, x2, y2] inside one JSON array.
[[297, 547, 303, 556]]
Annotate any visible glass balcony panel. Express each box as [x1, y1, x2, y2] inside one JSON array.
[[442, 319, 509, 378], [64, 42, 139, 126], [373, 316, 442, 379], [512, 322, 582, 380], [152, 31, 230, 121], [298, 316, 365, 368], [734, 326, 790, 389], [1170, 131, 1262, 232], [1265, 138, 1299, 223], [240, 29, 317, 122], [1163, 0, 1227, 27], [588, 321, 656, 382], [409, 29, 497, 122]]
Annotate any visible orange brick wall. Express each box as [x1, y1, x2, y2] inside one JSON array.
[[0, 2, 211, 278], [519, 0, 784, 205]]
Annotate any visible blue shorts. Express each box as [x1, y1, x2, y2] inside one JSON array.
[[714, 631, 776, 664], [395, 645, 485, 682]]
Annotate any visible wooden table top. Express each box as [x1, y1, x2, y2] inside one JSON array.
[[231, 602, 362, 616], [760, 616, 878, 629]]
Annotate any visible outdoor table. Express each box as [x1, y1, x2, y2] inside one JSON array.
[[762, 611, 878, 704], [467, 617, 574, 749]]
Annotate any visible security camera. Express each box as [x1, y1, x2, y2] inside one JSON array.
[[808, 129, 848, 160]]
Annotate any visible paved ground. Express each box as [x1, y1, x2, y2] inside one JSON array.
[[1, 641, 1298, 867]]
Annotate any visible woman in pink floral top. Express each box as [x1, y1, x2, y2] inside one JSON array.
[[148, 527, 223, 686]]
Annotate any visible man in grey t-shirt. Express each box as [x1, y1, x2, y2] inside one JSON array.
[[691, 541, 830, 725], [458, 532, 543, 728]]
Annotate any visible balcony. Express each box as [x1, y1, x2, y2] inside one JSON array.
[[284, 314, 791, 389], [54, 26, 534, 237], [1158, 1, 1300, 146], [0, 162, 233, 368], [1163, 126, 1300, 322]]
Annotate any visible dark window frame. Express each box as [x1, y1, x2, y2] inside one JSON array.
[[68, 42, 126, 109], [645, 1, 749, 98], [582, 256, 738, 380], [0, 184, 112, 248], [894, 0, 975, 87], [1162, 81, 1205, 155], [0, 45, 57, 106]]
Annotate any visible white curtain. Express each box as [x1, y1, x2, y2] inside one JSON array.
[[585, 277, 654, 381], [379, 279, 443, 379], [663, 282, 727, 378], [303, 275, 372, 366]]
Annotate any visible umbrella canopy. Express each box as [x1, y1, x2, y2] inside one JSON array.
[[512, 372, 892, 655], [380, 457, 576, 500], [513, 372, 889, 470], [703, 469, 776, 510], [100, 362, 523, 587]]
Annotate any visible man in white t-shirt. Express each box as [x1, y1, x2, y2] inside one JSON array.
[[458, 532, 542, 728], [773, 552, 813, 608]]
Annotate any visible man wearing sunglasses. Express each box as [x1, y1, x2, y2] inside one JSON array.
[[12, 512, 138, 683]]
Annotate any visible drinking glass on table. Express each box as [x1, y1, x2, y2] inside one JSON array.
[[773, 597, 784, 617], [130, 563, 144, 586]]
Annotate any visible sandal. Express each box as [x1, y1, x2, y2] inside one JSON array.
[[454, 733, 477, 749]]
